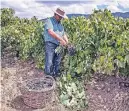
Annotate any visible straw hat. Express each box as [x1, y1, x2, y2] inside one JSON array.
[[53, 7, 68, 19]]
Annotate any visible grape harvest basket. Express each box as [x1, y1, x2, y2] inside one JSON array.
[[19, 75, 56, 108]]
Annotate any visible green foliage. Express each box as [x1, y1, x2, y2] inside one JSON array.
[[62, 16, 94, 77], [57, 74, 87, 110], [1, 8, 45, 68], [62, 9, 129, 76], [1, 8, 15, 27]]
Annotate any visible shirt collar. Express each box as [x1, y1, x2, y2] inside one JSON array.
[[52, 16, 61, 24]]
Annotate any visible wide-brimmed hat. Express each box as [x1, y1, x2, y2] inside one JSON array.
[[53, 8, 68, 19]]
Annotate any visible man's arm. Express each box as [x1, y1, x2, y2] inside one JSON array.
[[45, 19, 66, 46], [48, 29, 67, 46]]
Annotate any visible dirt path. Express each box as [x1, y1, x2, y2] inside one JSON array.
[[86, 74, 129, 111], [1, 48, 129, 111]]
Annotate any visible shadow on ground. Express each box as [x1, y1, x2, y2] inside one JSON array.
[[11, 96, 37, 111]]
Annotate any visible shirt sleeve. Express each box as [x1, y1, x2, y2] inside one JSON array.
[[44, 18, 53, 30]]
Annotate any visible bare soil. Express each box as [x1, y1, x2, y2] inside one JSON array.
[[86, 73, 129, 111], [1, 48, 129, 111]]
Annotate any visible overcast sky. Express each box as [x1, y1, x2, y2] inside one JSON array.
[[1, 0, 129, 19]]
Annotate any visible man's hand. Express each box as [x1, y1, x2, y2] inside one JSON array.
[[63, 34, 69, 44], [48, 29, 68, 46], [59, 39, 67, 46]]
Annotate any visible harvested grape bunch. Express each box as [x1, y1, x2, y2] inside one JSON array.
[[67, 44, 76, 56], [26, 78, 53, 90]]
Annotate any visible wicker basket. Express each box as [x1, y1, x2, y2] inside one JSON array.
[[19, 75, 56, 108]]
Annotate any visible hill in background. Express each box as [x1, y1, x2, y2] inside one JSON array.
[[40, 12, 129, 21], [67, 12, 129, 19]]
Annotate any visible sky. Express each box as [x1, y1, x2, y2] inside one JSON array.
[[1, 0, 129, 19]]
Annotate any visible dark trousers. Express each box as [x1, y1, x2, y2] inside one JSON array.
[[44, 41, 61, 76]]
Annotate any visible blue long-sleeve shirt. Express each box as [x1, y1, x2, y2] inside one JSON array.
[[44, 17, 65, 45]]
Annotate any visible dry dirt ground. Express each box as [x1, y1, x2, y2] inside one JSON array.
[[1, 48, 129, 111], [86, 73, 129, 111]]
